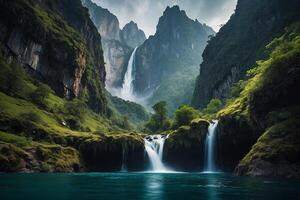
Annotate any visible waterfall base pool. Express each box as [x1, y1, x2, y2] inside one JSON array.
[[0, 173, 299, 200]]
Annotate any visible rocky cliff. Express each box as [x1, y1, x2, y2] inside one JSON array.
[[192, 0, 300, 109], [0, 0, 107, 114], [134, 6, 214, 112], [216, 23, 300, 178], [82, 0, 146, 89]]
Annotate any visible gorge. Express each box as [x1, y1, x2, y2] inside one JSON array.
[[0, 0, 300, 199]]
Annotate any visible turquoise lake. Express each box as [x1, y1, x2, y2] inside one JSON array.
[[0, 172, 299, 200]]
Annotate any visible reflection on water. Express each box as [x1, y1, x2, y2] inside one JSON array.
[[144, 174, 165, 200], [0, 173, 300, 200]]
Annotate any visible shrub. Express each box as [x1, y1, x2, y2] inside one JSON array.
[[64, 99, 87, 122], [174, 105, 199, 127], [202, 99, 223, 115], [19, 112, 42, 124], [31, 84, 52, 107], [0, 60, 28, 97]]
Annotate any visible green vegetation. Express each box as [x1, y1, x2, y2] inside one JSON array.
[[173, 105, 199, 128], [145, 101, 170, 132], [214, 23, 300, 176], [0, 131, 32, 147], [30, 84, 53, 108], [107, 93, 150, 129]]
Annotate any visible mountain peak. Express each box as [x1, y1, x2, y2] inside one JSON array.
[[163, 5, 186, 18], [121, 21, 146, 48]]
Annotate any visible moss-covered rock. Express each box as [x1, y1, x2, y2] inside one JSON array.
[[0, 141, 80, 172], [163, 119, 209, 171], [235, 118, 300, 178]]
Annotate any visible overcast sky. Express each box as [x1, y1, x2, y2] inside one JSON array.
[[91, 0, 238, 37]]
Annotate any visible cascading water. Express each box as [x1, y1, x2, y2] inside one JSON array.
[[120, 149, 127, 172], [204, 120, 219, 172], [120, 47, 138, 102], [144, 135, 169, 172]]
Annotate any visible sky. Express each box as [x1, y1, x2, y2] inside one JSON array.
[[91, 0, 238, 37]]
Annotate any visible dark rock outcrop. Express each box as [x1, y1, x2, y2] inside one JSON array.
[[163, 119, 209, 171], [79, 134, 146, 171], [192, 0, 300, 109], [216, 115, 259, 172]]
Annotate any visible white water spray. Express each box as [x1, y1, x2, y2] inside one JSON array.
[[119, 47, 138, 102], [204, 120, 219, 172], [144, 135, 169, 172]]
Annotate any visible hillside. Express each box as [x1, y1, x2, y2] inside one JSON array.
[[192, 0, 300, 109]]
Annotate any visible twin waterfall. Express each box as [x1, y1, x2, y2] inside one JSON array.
[[142, 121, 219, 173], [144, 135, 169, 172], [204, 120, 219, 172]]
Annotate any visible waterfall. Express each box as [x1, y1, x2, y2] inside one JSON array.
[[204, 120, 219, 172], [120, 47, 138, 102], [144, 135, 169, 172], [121, 148, 127, 172]]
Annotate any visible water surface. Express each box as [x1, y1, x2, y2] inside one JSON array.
[[0, 172, 299, 200]]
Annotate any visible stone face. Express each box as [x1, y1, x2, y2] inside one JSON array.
[[192, 0, 300, 109], [82, 0, 120, 41], [216, 115, 259, 172], [134, 6, 214, 112], [79, 134, 146, 171], [102, 39, 132, 88], [163, 119, 210, 171], [0, 0, 107, 114], [121, 21, 146, 48]]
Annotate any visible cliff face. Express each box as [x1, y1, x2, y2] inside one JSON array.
[[134, 6, 214, 112], [216, 23, 300, 178], [82, 0, 146, 89], [81, 0, 120, 41], [121, 21, 146, 48], [192, 0, 300, 109], [0, 0, 107, 114]]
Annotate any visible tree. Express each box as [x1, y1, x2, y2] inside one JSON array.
[[202, 99, 223, 114], [121, 116, 130, 130], [174, 105, 198, 127], [145, 101, 169, 132], [152, 101, 167, 128]]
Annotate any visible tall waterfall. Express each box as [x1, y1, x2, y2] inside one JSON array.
[[120, 47, 138, 102], [204, 120, 219, 172], [144, 135, 168, 172]]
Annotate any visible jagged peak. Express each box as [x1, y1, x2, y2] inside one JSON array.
[[163, 5, 186, 17], [123, 20, 138, 30]]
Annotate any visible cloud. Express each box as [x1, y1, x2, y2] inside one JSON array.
[[91, 0, 238, 37]]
